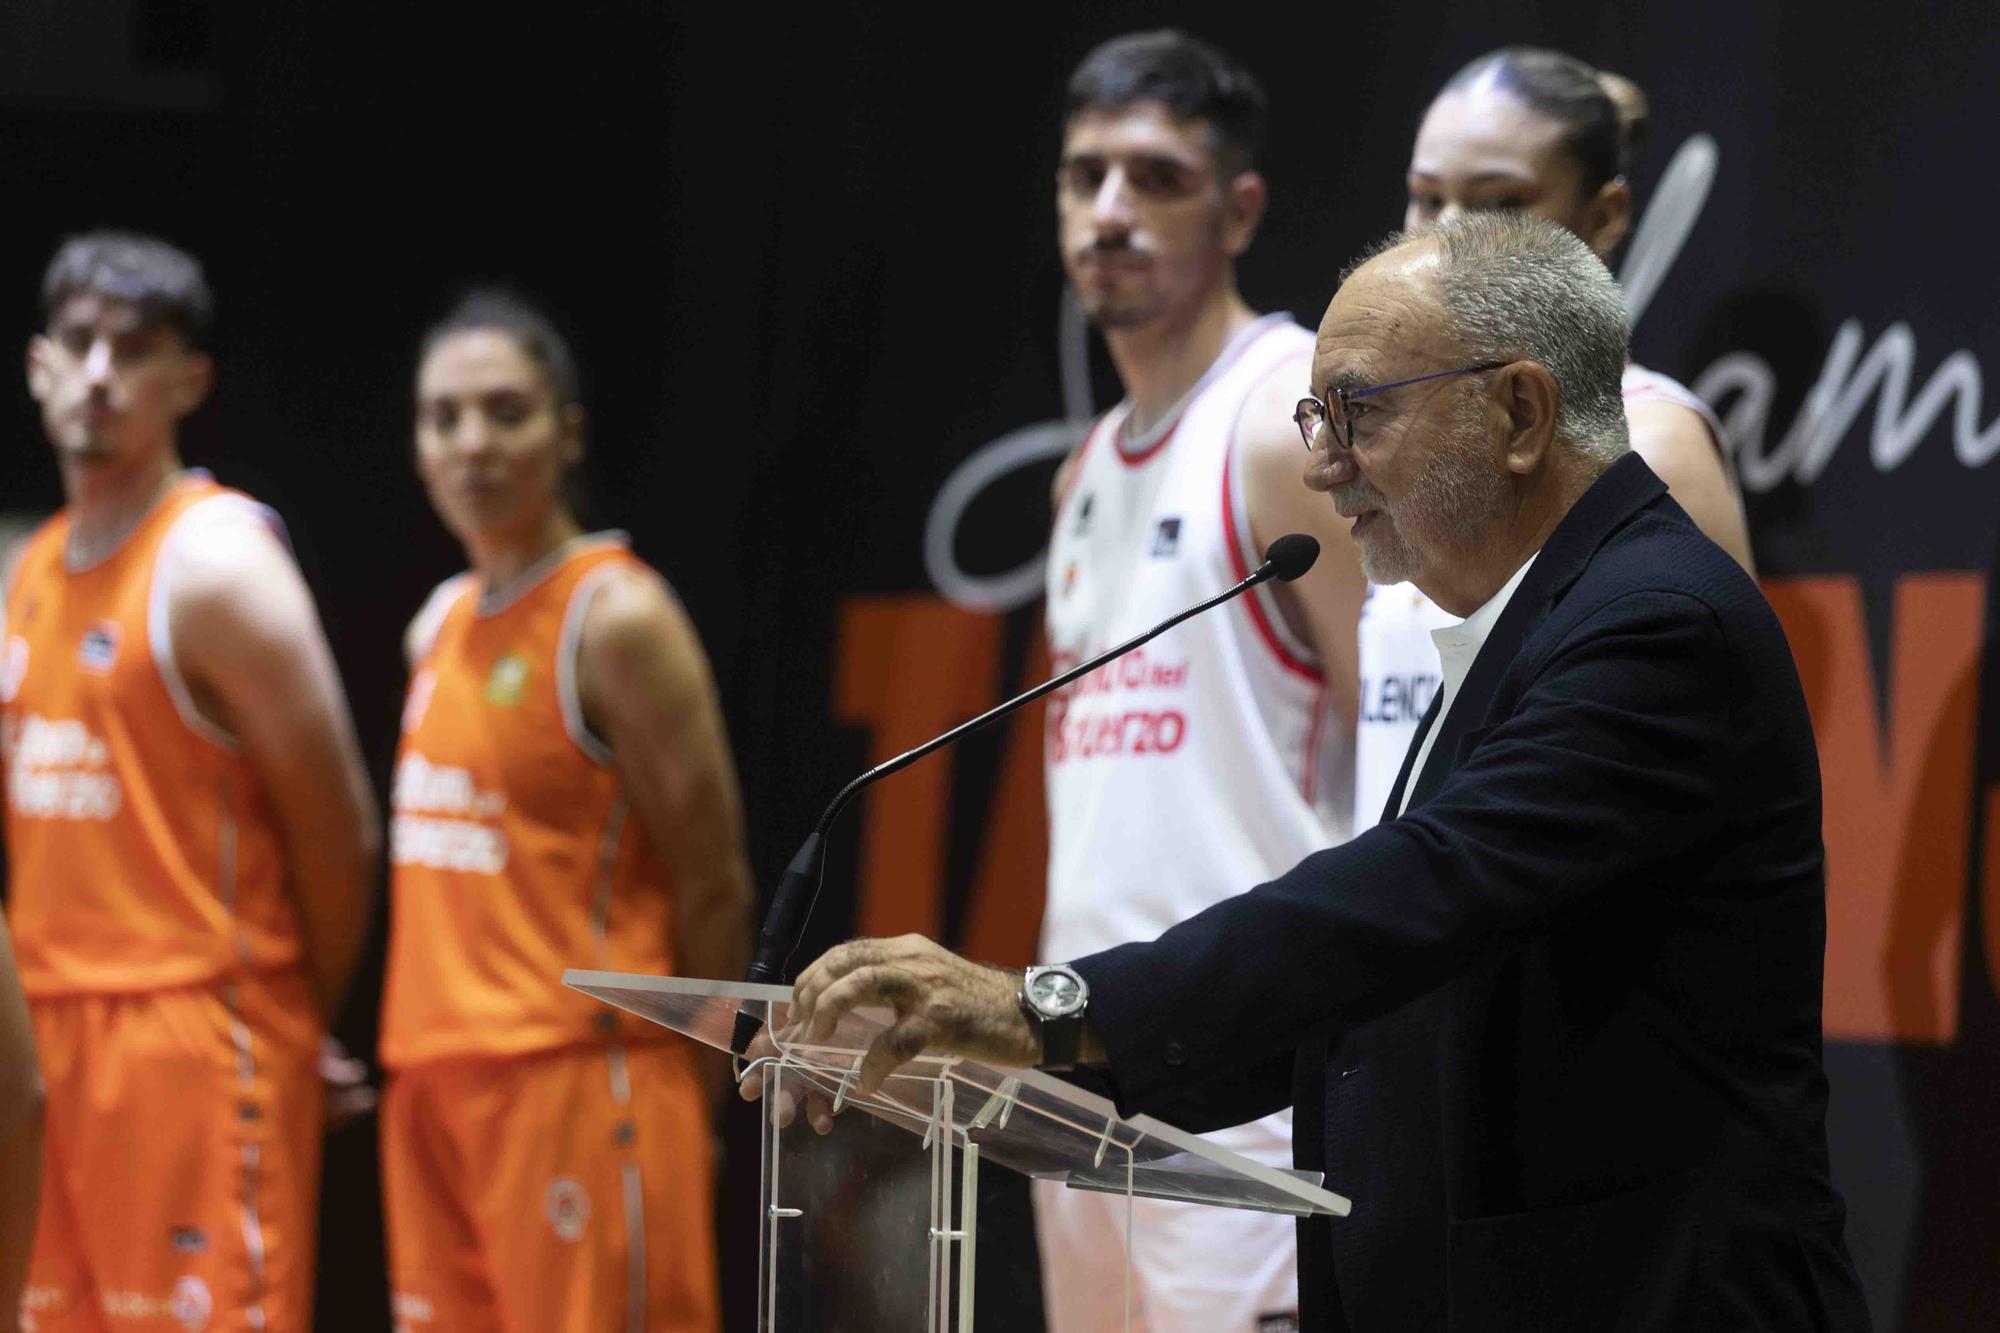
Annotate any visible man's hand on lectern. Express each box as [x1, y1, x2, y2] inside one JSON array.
[[737, 934, 1041, 1126], [736, 1026, 841, 1133]]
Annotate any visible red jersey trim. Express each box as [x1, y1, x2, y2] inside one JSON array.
[[1301, 678, 1330, 806], [1219, 432, 1323, 685], [1111, 314, 1296, 468], [1112, 413, 1182, 467], [1055, 415, 1110, 513]]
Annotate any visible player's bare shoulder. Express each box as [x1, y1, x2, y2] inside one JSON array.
[[1237, 344, 1316, 467], [164, 497, 305, 631], [579, 562, 703, 683], [404, 574, 471, 667], [1624, 396, 1755, 572], [1233, 343, 1348, 546]]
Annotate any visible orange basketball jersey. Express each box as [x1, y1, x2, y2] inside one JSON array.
[[1, 474, 302, 997], [381, 536, 680, 1068]]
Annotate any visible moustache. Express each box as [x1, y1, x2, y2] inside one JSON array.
[[1331, 478, 1388, 518]]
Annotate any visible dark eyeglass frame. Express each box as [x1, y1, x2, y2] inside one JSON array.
[[1293, 360, 1508, 452]]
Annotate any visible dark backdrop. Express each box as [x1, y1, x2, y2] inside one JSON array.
[[1, 3, 1996, 1329]]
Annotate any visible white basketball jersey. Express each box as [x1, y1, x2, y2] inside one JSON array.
[[1044, 311, 1350, 972], [1352, 364, 1724, 831]]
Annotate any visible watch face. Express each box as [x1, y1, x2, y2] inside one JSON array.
[[1029, 967, 1086, 1017]]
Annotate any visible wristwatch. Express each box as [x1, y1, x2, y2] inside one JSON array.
[[1020, 964, 1090, 1071]]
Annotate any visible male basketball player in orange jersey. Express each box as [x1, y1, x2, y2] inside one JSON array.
[[2, 231, 379, 1330], [380, 292, 751, 1333]]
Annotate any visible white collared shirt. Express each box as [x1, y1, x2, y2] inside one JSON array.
[[1397, 552, 1540, 817]]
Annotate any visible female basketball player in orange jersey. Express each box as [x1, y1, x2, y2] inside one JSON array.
[[378, 292, 750, 1333]]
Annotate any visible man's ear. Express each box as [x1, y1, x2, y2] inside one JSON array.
[[26, 336, 51, 403], [1494, 361, 1561, 476], [171, 351, 215, 419], [1222, 170, 1269, 258], [1581, 177, 1633, 258], [558, 403, 587, 468]]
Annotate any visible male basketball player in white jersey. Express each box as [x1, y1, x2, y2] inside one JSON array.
[[5, 232, 378, 1330], [1037, 32, 1366, 1333], [1354, 47, 1756, 830]]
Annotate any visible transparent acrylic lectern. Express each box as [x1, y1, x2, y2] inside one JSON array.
[[564, 970, 1350, 1332]]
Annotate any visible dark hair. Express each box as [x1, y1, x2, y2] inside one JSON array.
[[1066, 30, 1268, 173], [420, 288, 582, 408], [41, 231, 213, 348], [1442, 47, 1650, 192]]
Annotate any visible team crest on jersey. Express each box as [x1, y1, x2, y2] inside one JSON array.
[[0, 636, 27, 703], [77, 621, 120, 674], [1150, 516, 1182, 557], [1062, 562, 1079, 597], [484, 653, 531, 708], [168, 1225, 207, 1254], [545, 1177, 591, 1241], [169, 1275, 212, 1330]]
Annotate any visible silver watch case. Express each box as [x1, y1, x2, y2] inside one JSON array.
[[1022, 963, 1090, 1019]]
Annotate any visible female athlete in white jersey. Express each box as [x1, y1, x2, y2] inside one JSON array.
[[1355, 47, 1756, 830]]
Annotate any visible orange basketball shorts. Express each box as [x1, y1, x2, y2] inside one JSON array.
[[381, 1039, 718, 1333], [22, 969, 325, 1332]]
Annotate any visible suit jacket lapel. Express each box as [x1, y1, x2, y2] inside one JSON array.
[[1401, 452, 1671, 813], [1403, 561, 1551, 810], [1380, 689, 1443, 823]]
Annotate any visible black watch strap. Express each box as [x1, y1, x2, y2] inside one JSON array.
[[1036, 1012, 1084, 1072]]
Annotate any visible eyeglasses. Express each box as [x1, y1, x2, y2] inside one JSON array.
[[1293, 361, 1507, 452]]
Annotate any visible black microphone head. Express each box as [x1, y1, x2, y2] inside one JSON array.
[[1264, 533, 1320, 582]]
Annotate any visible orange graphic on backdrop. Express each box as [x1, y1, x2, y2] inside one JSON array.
[[834, 597, 1048, 966], [1765, 573, 1984, 1044]]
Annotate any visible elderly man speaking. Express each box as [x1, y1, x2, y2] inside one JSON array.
[[756, 213, 1871, 1332]]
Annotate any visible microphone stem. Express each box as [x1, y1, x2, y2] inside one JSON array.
[[814, 561, 1277, 839], [735, 552, 1284, 1038]]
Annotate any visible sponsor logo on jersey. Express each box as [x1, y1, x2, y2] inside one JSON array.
[[77, 620, 120, 674], [391, 752, 510, 874], [170, 1276, 212, 1330], [1062, 562, 1079, 597], [484, 652, 531, 708], [545, 1177, 591, 1241], [1360, 672, 1442, 725], [169, 1225, 207, 1254], [0, 635, 27, 703], [5, 714, 121, 821], [1073, 494, 1094, 535], [1257, 1314, 1301, 1333], [1150, 516, 1182, 557], [1046, 647, 1193, 764], [100, 1275, 212, 1328]]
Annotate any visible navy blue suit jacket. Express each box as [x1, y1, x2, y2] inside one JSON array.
[[1069, 454, 1871, 1331]]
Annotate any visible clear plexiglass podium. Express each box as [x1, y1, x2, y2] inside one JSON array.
[[564, 970, 1349, 1332]]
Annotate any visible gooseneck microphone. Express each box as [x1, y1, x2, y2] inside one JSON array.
[[731, 533, 1320, 1053]]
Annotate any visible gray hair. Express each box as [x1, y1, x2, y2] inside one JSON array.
[[1354, 213, 1631, 465]]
